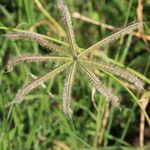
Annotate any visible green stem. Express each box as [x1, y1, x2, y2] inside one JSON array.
[[34, 0, 65, 36]]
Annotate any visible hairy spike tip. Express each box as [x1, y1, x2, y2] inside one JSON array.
[[6, 60, 13, 72], [4, 31, 19, 40], [6, 54, 71, 73]]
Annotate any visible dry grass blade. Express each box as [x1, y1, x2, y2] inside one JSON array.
[[91, 87, 98, 111], [34, 0, 65, 36], [5, 30, 62, 51], [15, 61, 72, 103], [137, 0, 144, 34], [79, 22, 143, 57], [57, 0, 77, 57], [139, 91, 150, 147], [63, 61, 76, 117], [98, 103, 110, 145], [72, 12, 116, 30], [79, 63, 120, 107], [7, 54, 71, 72], [53, 140, 71, 150]]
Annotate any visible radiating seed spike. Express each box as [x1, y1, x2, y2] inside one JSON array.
[[63, 61, 76, 117], [79, 21, 143, 57], [5, 30, 62, 51], [15, 62, 72, 103], [79, 62, 120, 107], [57, 0, 77, 57], [6, 54, 71, 72]]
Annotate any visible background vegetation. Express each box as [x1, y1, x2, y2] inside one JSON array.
[[0, 0, 150, 149]]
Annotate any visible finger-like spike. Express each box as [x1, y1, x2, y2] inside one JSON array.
[[81, 59, 145, 91], [79, 63, 120, 107], [63, 61, 76, 117], [5, 30, 62, 51], [57, 0, 77, 57], [15, 62, 72, 103], [101, 63, 144, 91], [6, 54, 71, 72], [78, 21, 143, 57]]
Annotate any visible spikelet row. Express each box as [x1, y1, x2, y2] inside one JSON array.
[[79, 63, 120, 107], [81, 59, 144, 91], [7, 54, 71, 72], [79, 21, 143, 56], [15, 61, 72, 103], [100, 61, 144, 91], [63, 61, 76, 117], [5, 31, 62, 51], [57, 0, 77, 56]]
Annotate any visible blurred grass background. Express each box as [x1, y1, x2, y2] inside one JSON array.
[[0, 0, 150, 149]]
